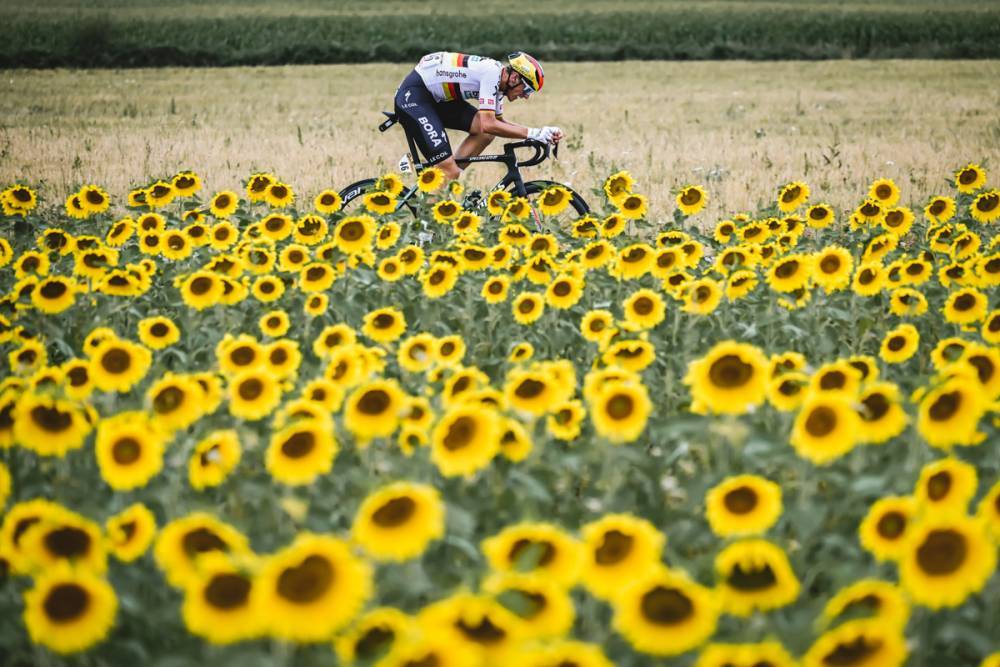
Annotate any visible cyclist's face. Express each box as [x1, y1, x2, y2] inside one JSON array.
[[506, 72, 532, 101]]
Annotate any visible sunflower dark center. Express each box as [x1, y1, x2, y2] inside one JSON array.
[[681, 189, 703, 205], [101, 348, 132, 374], [819, 256, 841, 274], [43, 583, 90, 623], [455, 616, 506, 645], [607, 394, 634, 419], [926, 471, 952, 501], [594, 529, 634, 565], [30, 405, 73, 433], [230, 346, 256, 366], [203, 573, 251, 610], [153, 386, 185, 414], [823, 637, 883, 666], [709, 354, 754, 388], [887, 336, 906, 352], [640, 586, 694, 625], [976, 193, 999, 212], [358, 389, 390, 415], [928, 391, 961, 421], [805, 406, 838, 437], [190, 276, 213, 296], [723, 486, 758, 514], [371, 496, 417, 527], [356, 626, 395, 659], [281, 431, 315, 458], [238, 378, 264, 401], [726, 563, 777, 591], [44, 527, 91, 558], [819, 371, 847, 390], [112, 437, 142, 464], [916, 529, 968, 576], [876, 511, 906, 539], [276, 554, 335, 604], [443, 416, 476, 451], [39, 281, 68, 299], [518, 298, 536, 314], [861, 393, 890, 421]]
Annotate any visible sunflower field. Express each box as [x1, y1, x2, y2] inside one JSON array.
[[0, 162, 999, 667]]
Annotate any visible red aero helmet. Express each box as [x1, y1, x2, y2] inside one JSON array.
[[507, 51, 545, 92]]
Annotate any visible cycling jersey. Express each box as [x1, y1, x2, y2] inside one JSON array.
[[414, 51, 505, 116]]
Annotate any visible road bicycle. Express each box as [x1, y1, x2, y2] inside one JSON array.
[[339, 111, 590, 225]]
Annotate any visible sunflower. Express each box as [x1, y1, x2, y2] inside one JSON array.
[[580, 514, 665, 600], [255, 533, 371, 642], [80, 185, 112, 214], [543, 273, 583, 310], [344, 379, 405, 442], [266, 420, 337, 486], [705, 475, 782, 537], [13, 392, 91, 457], [859, 496, 917, 562], [418, 592, 525, 663], [695, 642, 797, 667], [603, 170, 635, 202], [616, 192, 648, 220], [958, 343, 1000, 400], [899, 513, 996, 609], [30, 276, 77, 314], [335, 607, 413, 665], [810, 246, 853, 293], [868, 178, 900, 207], [415, 166, 446, 193], [83, 336, 146, 395], [924, 195, 956, 223], [684, 341, 769, 414], [476, 275, 510, 304], [362, 306, 407, 343], [484, 571, 575, 640], [879, 323, 919, 364], [802, 620, 907, 667], [857, 382, 908, 444], [429, 403, 500, 477], [881, 206, 915, 236], [982, 311, 1000, 344], [970, 189, 1000, 223], [715, 539, 799, 617], [536, 185, 572, 216], [791, 393, 860, 465], [954, 162, 986, 193], [512, 291, 545, 325], [943, 287, 987, 325], [154, 512, 252, 589], [23, 564, 117, 655], [482, 522, 583, 587], [106, 503, 157, 562], [589, 380, 651, 444], [914, 457, 977, 514], [888, 287, 927, 317], [147, 373, 204, 432], [680, 278, 722, 315], [620, 288, 664, 330], [21, 507, 107, 575], [916, 376, 986, 449], [422, 263, 459, 298], [977, 479, 1000, 540], [766, 371, 808, 411], [676, 185, 708, 215], [363, 190, 396, 216], [850, 263, 884, 296], [95, 411, 166, 490], [228, 368, 282, 421], [351, 482, 444, 562], [312, 323, 356, 358], [613, 567, 718, 657], [819, 579, 910, 632], [135, 315, 180, 350]]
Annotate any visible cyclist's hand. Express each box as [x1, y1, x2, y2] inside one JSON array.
[[527, 126, 560, 144]]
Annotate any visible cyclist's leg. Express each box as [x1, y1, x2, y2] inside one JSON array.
[[394, 73, 458, 177], [439, 101, 492, 166]]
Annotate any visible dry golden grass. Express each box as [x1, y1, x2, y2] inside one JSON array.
[[2, 60, 998, 219]]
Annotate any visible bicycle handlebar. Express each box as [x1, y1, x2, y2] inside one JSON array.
[[506, 138, 558, 168]]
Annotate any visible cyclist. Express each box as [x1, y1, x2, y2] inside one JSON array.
[[394, 51, 563, 181]]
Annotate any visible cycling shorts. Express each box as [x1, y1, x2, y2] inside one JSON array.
[[394, 70, 478, 166]]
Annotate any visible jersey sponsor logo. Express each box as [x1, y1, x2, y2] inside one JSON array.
[[429, 150, 449, 162], [404, 90, 411, 101], [463, 90, 478, 100], [435, 69, 467, 79], [417, 116, 445, 148], [400, 102, 418, 109]]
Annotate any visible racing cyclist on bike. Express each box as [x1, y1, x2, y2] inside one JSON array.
[[393, 51, 563, 181]]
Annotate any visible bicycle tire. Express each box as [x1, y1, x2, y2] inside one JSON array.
[[519, 180, 591, 216]]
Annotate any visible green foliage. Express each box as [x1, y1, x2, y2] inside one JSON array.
[[3, 3, 1000, 68]]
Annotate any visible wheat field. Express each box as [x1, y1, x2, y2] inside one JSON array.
[[2, 59, 999, 218]]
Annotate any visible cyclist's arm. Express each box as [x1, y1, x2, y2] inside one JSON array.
[[477, 110, 531, 140]]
